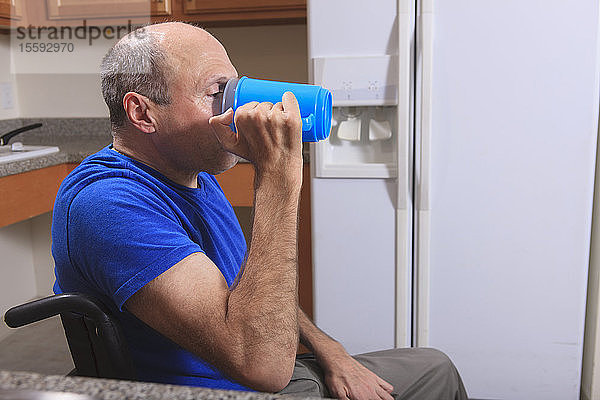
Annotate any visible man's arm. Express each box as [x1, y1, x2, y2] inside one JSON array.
[[125, 94, 303, 392], [298, 309, 395, 400]]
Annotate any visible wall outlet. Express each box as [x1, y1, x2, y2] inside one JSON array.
[[0, 82, 15, 110]]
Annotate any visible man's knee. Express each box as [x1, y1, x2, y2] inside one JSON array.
[[416, 348, 455, 370], [358, 347, 456, 371], [414, 348, 466, 399], [371, 347, 466, 400], [278, 359, 327, 397]]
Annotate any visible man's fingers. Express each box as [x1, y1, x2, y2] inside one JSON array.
[[272, 101, 284, 112], [236, 100, 259, 113], [328, 382, 350, 400], [375, 386, 394, 400], [377, 376, 394, 393], [208, 108, 234, 141], [257, 101, 274, 111], [211, 107, 234, 123], [208, 108, 246, 157], [233, 101, 260, 132], [282, 91, 301, 117]]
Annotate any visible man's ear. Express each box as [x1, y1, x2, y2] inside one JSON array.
[[123, 92, 158, 134]]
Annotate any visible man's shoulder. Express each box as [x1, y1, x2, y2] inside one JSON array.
[[60, 146, 129, 188], [58, 146, 162, 204]]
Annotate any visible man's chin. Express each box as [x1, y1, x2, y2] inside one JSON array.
[[208, 153, 240, 175]]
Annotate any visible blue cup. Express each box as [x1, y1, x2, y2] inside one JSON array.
[[221, 76, 332, 142]]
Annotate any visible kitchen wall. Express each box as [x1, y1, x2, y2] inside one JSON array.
[[0, 217, 38, 340], [0, 23, 307, 341], [209, 25, 308, 83], [13, 24, 308, 118], [0, 34, 19, 120]]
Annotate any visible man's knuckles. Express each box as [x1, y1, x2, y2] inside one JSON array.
[[234, 109, 259, 128], [237, 105, 271, 125], [269, 111, 301, 132]]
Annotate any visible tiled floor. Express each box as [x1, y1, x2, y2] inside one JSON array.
[[0, 316, 74, 375]]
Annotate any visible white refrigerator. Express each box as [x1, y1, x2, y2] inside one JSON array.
[[308, 1, 600, 399]]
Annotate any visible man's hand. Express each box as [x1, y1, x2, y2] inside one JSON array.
[[298, 310, 394, 400], [209, 91, 303, 186], [317, 342, 395, 400]]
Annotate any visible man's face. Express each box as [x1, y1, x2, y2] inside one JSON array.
[[151, 27, 239, 175]]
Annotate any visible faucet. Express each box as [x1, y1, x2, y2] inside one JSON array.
[[0, 123, 43, 146]]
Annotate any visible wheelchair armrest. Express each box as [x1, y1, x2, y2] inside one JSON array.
[[4, 293, 113, 328]]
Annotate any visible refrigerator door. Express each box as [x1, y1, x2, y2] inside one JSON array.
[[414, 0, 600, 399], [309, 0, 414, 353], [311, 178, 398, 353]]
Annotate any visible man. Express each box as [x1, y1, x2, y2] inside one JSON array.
[[52, 22, 467, 399]]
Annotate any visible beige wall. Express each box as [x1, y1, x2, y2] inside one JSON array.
[[0, 218, 37, 341], [0, 34, 19, 120], [208, 25, 307, 83], [31, 213, 56, 297], [0, 213, 55, 342], [10, 24, 307, 119], [16, 74, 106, 118]]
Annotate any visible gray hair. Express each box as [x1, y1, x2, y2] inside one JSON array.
[[100, 28, 171, 131]]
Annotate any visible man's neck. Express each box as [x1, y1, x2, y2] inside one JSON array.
[[112, 135, 199, 189]]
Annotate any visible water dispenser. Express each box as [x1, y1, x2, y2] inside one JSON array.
[[311, 55, 398, 178]]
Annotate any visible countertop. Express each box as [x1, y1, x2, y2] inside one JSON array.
[[0, 119, 112, 178], [0, 370, 313, 400], [0, 135, 112, 178]]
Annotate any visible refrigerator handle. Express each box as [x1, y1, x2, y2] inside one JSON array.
[[415, 0, 434, 348], [419, 0, 434, 211], [395, 0, 413, 349], [397, 0, 411, 211]]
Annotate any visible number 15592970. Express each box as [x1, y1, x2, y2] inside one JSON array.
[[18, 42, 75, 53]]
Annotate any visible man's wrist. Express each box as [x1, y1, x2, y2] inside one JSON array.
[[313, 339, 348, 370], [254, 170, 302, 199]]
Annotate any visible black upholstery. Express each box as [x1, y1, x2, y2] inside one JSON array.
[[3, 293, 136, 380]]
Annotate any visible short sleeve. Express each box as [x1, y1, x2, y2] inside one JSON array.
[[67, 176, 203, 310]]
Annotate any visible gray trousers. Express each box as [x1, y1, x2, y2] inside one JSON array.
[[278, 348, 468, 400]]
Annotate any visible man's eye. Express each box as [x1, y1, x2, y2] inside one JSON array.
[[211, 91, 224, 114]]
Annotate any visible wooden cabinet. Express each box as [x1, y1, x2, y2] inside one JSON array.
[[151, 0, 170, 17], [45, 0, 170, 21], [11, 0, 304, 28], [14, 0, 169, 27], [0, 164, 78, 228], [0, 0, 22, 27], [179, 0, 305, 26]]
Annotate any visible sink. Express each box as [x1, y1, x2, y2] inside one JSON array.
[[0, 144, 60, 164]]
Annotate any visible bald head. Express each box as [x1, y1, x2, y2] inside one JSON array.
[[100, 22, 223, 132], [143, 22, 215, 53]]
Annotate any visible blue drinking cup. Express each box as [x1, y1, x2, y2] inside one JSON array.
[[221, 76, 332, 142]]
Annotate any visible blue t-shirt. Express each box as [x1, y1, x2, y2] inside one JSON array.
[[51, 145, 251, 391]]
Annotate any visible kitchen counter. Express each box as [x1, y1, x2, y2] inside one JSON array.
[[0, 119, 112, 178], [0, 370, 314, 400], [0, 135, 112, 178]]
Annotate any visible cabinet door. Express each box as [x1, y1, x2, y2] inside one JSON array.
[[151, 0, 170, 16], [183, 0, 305, 24], [46, 0, 170, 19], [0, 0, 21, 22]]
